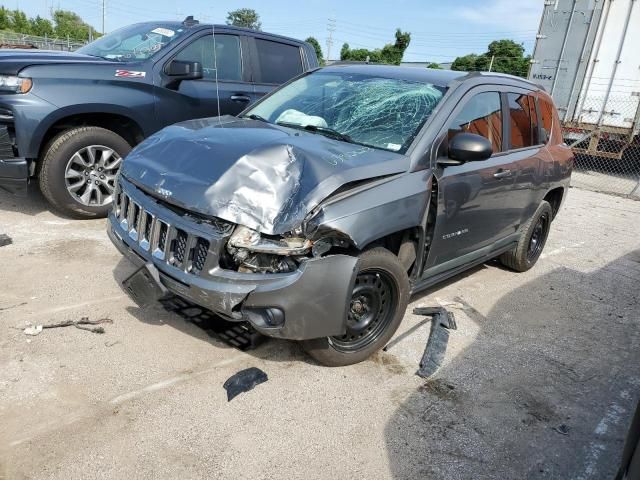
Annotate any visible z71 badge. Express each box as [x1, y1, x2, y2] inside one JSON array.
[[115, 70, 146, 78]]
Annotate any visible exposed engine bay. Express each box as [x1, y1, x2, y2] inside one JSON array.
[[226, 225, 313, 273]]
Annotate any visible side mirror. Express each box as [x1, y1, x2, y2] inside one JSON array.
[[165, 60, 203, 80], [448, 132, 493, 163]]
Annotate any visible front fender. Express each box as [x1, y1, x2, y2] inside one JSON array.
[[309, 170, 432, 249], [25, 102, 151, 160]]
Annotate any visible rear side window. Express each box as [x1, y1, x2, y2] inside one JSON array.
[[507, 93, 539, 149], [448, 91, 503, 153], [255, 39, 303, 84], [538, 97, 554, 143], [174, 34, 242, 81]]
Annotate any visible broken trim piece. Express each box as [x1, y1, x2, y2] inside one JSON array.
[[413, 306, 457, 378]]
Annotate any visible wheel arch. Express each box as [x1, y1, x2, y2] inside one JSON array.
[[30, 106, 147, 166], [543, 186, 565, 219]]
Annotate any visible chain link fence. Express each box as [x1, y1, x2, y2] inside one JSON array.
[[562, 95, 640, 200], [0, 31, 87, 51]]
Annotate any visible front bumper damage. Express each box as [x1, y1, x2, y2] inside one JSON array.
[[108, 176, 359, 340]]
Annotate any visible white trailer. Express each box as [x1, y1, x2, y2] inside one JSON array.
[[529, 0, 640, 159]]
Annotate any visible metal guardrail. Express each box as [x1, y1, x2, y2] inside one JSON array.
[[0, 31, 87, 51]]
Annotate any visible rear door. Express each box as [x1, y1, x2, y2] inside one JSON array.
[[155, 32, 254, 125], [248, 36, 305, 101], [424, 87, 518, 272], [503, 89, 547, 228]]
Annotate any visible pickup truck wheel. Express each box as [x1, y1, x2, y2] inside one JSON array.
[[39, 127, 131, 219], [301, 247, 410, 367], [499, 200, 552, 272]]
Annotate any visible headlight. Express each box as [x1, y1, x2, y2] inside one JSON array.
[[0, 76, 32, 93], [228, 225, 311, 255]]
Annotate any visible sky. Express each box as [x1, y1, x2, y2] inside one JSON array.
[[15, 0, 544, 62]]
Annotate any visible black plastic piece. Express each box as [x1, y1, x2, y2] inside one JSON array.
[[0, 158, 28, 196], [0, 233, 12, 247], [413, 306, 457, 378], [160, 295, 266, 351], [122, 263, 171, 307], [223, 367, 268, 402]]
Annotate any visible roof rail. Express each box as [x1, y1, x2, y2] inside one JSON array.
[[464, 71, 545, 91]]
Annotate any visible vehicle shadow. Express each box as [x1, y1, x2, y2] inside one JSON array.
[[384, 250, 640, 479], [111, 257, 313, 365], [0, 187, 69, 218]]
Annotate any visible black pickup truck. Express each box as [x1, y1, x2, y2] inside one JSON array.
[[0, 17, 318, 217]]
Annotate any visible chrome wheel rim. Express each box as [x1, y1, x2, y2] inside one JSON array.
[[64, 145, 121, 206]]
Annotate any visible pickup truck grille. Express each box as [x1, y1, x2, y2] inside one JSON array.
[[114, 188, 213, 276]]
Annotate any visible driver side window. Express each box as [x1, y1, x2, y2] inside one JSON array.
[[173, 34, 242, 81], [448, 92, 503, 153]]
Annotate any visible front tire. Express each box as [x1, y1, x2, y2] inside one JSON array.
[[301, 247, 410, 367], [499, 200, 553, 272], [38, 127, 131, 219]]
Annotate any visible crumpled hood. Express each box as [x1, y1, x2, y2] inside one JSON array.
[[0, 49, 113, 75], [121, 116, 409, 235]]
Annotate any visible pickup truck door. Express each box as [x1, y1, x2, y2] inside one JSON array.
[[423, 89, 519, 273], [246, 36, 305, 101], [153, 33, 256, 126]]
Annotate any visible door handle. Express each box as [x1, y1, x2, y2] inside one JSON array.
[[230, 94, 251, 102], [493, 169, 512, 179]]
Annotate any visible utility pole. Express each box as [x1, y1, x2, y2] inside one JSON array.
[[102, 0, 105, 35], [488, 55, 495, 72], [326, 17, 336, 62]]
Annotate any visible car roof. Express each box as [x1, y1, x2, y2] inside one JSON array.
[[319, 64, 542, 90], [128, 21, 309, 45]]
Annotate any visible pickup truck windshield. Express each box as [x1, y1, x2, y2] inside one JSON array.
[[77, 23, 189, 62], [245, 72, 446, 153]]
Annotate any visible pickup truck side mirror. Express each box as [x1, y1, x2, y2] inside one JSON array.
[[165, 60, 203, 80], [448, 132, 493, 163]]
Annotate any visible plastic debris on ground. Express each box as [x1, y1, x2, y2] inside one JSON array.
[[0, 234, 12, 247], [413, 306, 457, 379], [223, 367, 268, 402]]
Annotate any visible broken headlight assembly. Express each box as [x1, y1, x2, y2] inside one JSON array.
[[0, 76, 32, 94], [226, 225, 312, 273]]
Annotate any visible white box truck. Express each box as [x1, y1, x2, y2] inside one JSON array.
[[529, 0, 640, 159]]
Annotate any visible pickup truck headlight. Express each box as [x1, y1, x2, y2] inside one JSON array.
[[0, 76, 32, 94], [228, 225, 311, 255]]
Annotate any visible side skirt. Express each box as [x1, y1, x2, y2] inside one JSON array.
[[410, 240, 517, 295]]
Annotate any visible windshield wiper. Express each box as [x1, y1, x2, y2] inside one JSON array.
[[243, 114, 270, 123], [276, 121, 353, 143]]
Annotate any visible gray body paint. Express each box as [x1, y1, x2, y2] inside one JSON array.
[[121, 116, 409, 235]]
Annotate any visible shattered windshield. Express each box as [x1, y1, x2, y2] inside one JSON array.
[[77, 23, 188, 62], [245, 71, 446, 153]]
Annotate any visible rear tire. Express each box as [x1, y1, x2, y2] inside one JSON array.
[[301, 247, 410, 367], [499, 200, 553, 272], [38, 127, 131, 219]]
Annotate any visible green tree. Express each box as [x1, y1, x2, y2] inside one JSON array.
[[29, 15, 54, 37], [305, 36, 324, 66], [10, 9, 31, 34], [0, 7, 12, 30], [426, 62, 442, 69], [451, 39, 531, 77], [52, 9, 93, 40], [226, 8, 261, 30], [340, 29, 411, 65]]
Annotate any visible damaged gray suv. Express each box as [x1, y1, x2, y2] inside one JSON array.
[[108, 64, 573, 366]]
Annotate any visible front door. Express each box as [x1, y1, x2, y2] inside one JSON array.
[[155, 33, 255, 126], [424, 89, 517, 272]]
